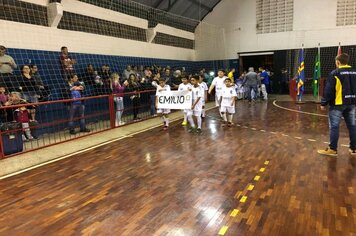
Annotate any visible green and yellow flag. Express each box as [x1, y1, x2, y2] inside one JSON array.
[[312, 48, 321, 97]]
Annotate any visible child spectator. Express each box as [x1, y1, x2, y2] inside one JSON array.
[[155, 78, 170, 131], [178, 75, 192, 126], [0, 86, 9, 122], [14, 104, 35, 141], [110, 73, 128, 126], [19, 64, 38, 121], [220, 78, 237, 127]]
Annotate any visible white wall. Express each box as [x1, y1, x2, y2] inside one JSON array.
[[196, 0, 356, 60], [2, 0, 195, 61]]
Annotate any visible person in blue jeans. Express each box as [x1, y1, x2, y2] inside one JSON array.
[[318, 53, 356, 157], [67, 74, 90, 135]]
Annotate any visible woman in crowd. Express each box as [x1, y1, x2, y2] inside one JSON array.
[[110, 73, 128, 126]]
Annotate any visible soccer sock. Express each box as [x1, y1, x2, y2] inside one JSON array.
[[197, 116, 202, 129], [188, 115, 195, 128], [202, 109, 206, 117], [183, 113, 187, 122], [222, 113, 227, 122], [165, 115, 169, 126], [228, 114, 233, 123]]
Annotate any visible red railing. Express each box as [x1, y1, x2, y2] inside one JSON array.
[[0, 90, 157, 159]]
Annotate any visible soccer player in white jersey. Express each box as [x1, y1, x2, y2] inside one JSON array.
[[155, 78, 171, 131], [187, 75, 204, 134], [208, 69, 227, 117], [199, 74, 208, 119], [219, 78, 237, 127], [178, 75, 193, 126]]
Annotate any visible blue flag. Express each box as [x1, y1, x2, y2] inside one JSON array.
[[297, 49, 305, 98]]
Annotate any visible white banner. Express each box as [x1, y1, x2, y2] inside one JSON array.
[[157, 90, 192, 109]]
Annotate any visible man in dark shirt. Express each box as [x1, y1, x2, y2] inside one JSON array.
[[60, 46, 76, 80], [318, 53, 356, 157]]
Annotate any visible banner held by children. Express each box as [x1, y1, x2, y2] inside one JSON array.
[[157, 90, 192, 109]]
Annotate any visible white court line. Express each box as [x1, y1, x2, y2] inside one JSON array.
[[273, 100, 328, 117], [0, 107, 217, 180], [294, 137, 302, 140], [307, 139, 317, 142], [282, 134, 289, 137], [270, 132, 277, 134], [260, 130, 266, 132], [324, 142, 330, 144], [341, 144, 349, 147], [251, 128, 257, 130]]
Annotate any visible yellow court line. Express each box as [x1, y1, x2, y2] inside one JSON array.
[[218, 226, 229, 235], [264, 161, 269, 165], [254, 175, 261, 181], [273, 100, 328, 117], [240, 196, 248, 203], [247, 184, 255, 191], [259, 168, 266, 172], [230, 209, 240, 217]]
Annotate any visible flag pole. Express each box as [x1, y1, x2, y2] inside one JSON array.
[[317, 43, 321, 103]]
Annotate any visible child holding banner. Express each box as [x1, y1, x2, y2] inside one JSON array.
[[187, 75, 204, 134], [219, 78, 237, 127], [155, 78, 171, 131], [178, 75, 192, 126]]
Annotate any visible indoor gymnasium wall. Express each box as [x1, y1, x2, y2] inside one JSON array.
[[196, 0, 356, 60]]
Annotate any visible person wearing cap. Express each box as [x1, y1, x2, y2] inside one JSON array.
[[0, 45, 18, 91]]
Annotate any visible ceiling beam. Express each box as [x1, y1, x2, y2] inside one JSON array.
[[186, 0, 211, 11], [153, 0, 165, 8], [166, 0, 179, 11]]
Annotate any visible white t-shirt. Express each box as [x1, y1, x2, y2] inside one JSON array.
[[156, 84, 171, 96], [211, 76, 227, 95], [200, 82, 208, 102], [192, 85, 203, 110], [221, 86, 237, 107], [178, 83, 192, 91]]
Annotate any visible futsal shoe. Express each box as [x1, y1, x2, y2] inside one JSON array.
[[163, 126, 168, 131], [188, 127, 195, 133], [317, 148, 337, 157], [181, 120, 188, 126], [196, 128, 202, 134], [349, 149, 356, 156], [227, 122, 233, 127], [80, 128, 91, 133]]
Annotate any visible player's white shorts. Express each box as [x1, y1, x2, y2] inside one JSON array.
[[157, 109, 170, 114], [220, 106, 235, 114], [187, 108, 202, 117]]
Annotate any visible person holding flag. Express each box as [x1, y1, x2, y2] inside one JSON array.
[[296, 48, 305, 102]]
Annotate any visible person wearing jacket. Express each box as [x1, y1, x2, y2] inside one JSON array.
[[318, 53, 356, 157]]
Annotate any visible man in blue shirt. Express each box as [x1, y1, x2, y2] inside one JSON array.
[[259, 67, 270, 100]]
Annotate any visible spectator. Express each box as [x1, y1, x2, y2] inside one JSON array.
[[19, 64, 38, 121], [123, 65, 133, 80], [67, 74, 90, 134], [14, 103, 36, 141], [126, 73, 141, 121], [0, 45, 18, 92], [30, 64, 50, 102], [0, 86, 9, 122], [59, 46, 76, 79], [110, 73, 128, 126], [259, 67, 270, 100], [242, 67, 260, 103], [82, 64, 97, 86], [99, 64, 111, 94]]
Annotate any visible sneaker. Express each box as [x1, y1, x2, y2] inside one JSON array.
[[69, 130, 77, 135], [163, 126, 168, 131], [196, 128, 202, 134], [317, 148, 337, 157], [181, 120, 188, 126], [80, 128, 91, 133], [349, 149, 356, 156], [227, 122, 232, 127], [118, 121, 126, 126]]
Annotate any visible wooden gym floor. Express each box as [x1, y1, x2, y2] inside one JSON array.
[[0, 100, 355, 236]]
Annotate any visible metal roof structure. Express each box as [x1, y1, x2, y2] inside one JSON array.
[[131, 0, 222, 22]]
